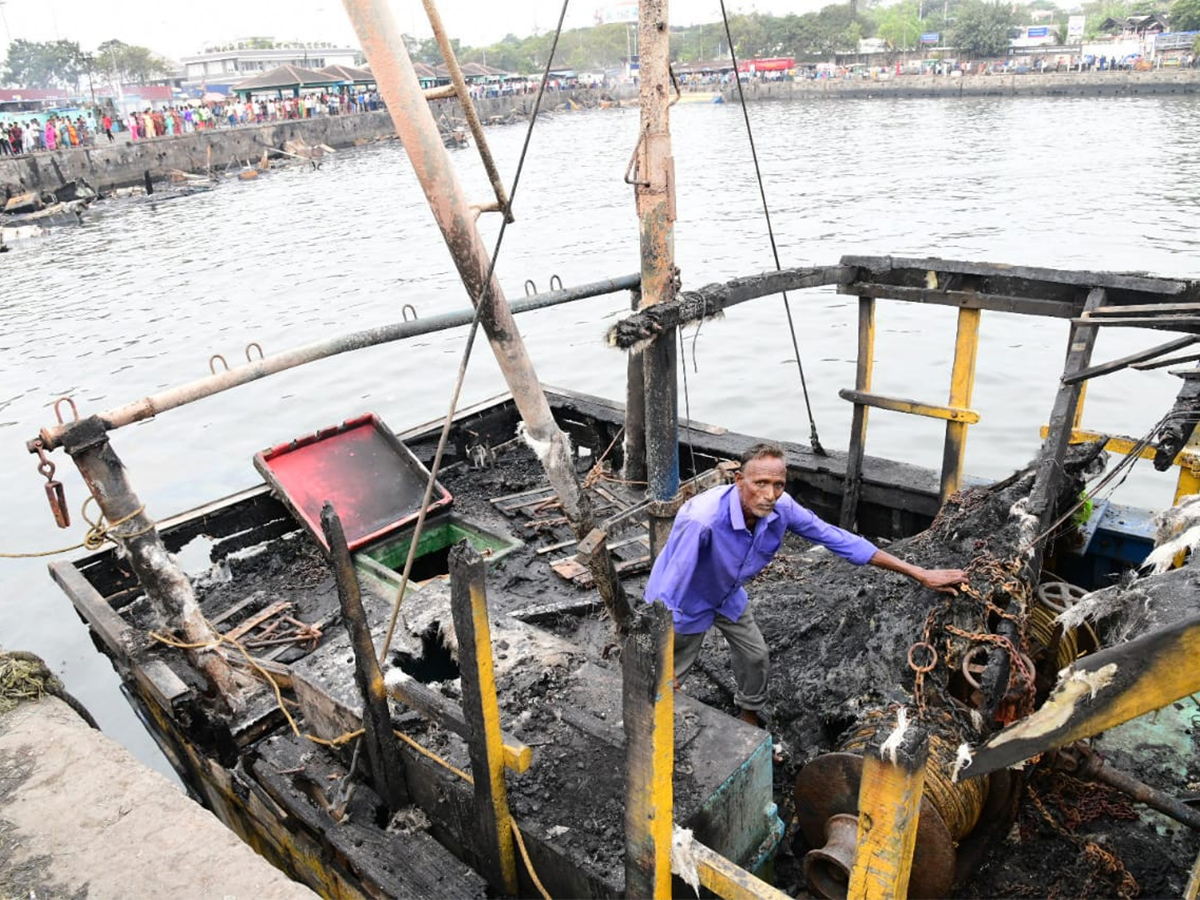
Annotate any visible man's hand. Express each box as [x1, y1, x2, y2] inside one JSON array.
[[916, 567, 968, 594], [868, 550, 968, 593]]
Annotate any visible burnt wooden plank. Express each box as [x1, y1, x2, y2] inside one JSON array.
[[842, 282, 1077, 318], [251, 736, 487, 898], [606, 266, 851, 349], [1029, 287, 1107, 522], [322, 502, 409, 811], [449, 544, 517, 893], [841, 255, 1195, 296], [49, 560, 136, 656], [1062, 334, 1200, 385]]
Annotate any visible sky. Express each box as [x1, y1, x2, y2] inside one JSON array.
[[0, 0, 833, 62]]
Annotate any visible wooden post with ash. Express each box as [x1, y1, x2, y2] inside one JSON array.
[[320, 501, 409, 812], [449, 542, 518, 895], [623, 600, 674, 897]]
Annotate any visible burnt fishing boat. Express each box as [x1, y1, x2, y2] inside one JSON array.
[[22, 1, 1200, 898]]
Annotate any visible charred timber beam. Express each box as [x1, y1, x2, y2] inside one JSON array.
[[1028, 288, 1106, 522], [676, 833, 794, 900], [32, 273, 640, 452], [841, 282, 1078, 318], [964, 612, 1200, 779], [386, 675, 532, 773], [847, 716, 929, 899], [576, 528, 635, 634], [60, 418, 243, 713], [1154, 369, 1200, 471], [448, 543, 518, 895], [841, 255, 1198, 299], [607, 266, 851, 351], [1061, 334, 1200, 385], [623, 601, 674, 898], [1071, 315, 1200, 332], [320, 502, 410, 812]]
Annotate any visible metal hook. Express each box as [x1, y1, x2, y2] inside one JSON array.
[[624, 132, 649, 187], [524, 279, 538, 297], [549, 274, 563, 292], [245, 342, 264, 362], [209, 354, 229, 374], [31, 438, 69, 528], [402, 304, 418, 322], [53, 397, 79, 425]]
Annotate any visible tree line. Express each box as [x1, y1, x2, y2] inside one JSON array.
[[4, 0, 1197, 91], [2, 39, 170, 90]]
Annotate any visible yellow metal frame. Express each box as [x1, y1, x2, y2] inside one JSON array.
[[841, 304, 983, 509]]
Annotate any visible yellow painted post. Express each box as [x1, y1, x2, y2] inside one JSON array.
[[624, 601, 675, 898], [839, 296, 876, 530], [940, 307, 981, 503], [448, 543, 517, 895], [1173, 429, 1200, 504], [847, 717, 929, 900]]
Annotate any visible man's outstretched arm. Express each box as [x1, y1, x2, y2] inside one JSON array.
[[868, 549, 967, 594]]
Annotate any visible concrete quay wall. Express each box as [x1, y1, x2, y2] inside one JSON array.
[[0, 91, 604, 196], [729, 68, 1200, 101]]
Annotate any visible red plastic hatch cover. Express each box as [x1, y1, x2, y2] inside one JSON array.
[[253, 413, 452, 552]]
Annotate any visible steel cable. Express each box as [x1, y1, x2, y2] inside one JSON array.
[[719, 0, 827, 456], [377, 1, 574, 663]]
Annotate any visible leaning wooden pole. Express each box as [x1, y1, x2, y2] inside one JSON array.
[[637, 0, 680, 504], [58, 417, 242, 712], [341, 0, 592, 537], [321, 501, 409, 812]]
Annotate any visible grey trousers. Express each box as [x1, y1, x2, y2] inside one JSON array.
[[674, 604, 769, 712]]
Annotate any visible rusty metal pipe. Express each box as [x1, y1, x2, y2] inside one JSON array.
[[31, 273, 639, 452], [342, 0, 591, 533], [1049, 744, 1200, 831], [420, 0, 511, 221]]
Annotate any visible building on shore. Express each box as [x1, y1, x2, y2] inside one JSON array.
[[181, 39, 359, 93]]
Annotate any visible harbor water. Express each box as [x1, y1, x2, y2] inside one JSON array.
[[2, 95, 1198, 772]]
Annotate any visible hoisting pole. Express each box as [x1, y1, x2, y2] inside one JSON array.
[[635, 0, 680, 505], [341, 0, 592, 534]]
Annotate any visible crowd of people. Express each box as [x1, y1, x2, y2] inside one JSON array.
[[0, 88, 389, 156]]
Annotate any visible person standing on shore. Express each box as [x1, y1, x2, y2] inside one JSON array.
[[102, 113, 113, 143]]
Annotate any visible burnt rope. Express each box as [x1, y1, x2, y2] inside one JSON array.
[[718, 0, 826, 457], [0, 497, 149, 558], [376, 0, 574, 663]]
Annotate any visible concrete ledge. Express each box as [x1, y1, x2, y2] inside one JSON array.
[[728, 68, 1200, 101], [0, 694, 317, 900]]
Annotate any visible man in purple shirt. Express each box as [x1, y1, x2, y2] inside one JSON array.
[[644, 443, 967, 726]]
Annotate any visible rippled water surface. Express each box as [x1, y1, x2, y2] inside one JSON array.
[[3, 95, 1199, 769]]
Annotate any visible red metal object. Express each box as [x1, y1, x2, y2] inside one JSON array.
[[254, 414, 452, 553], [736, 57, 795, 72]]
